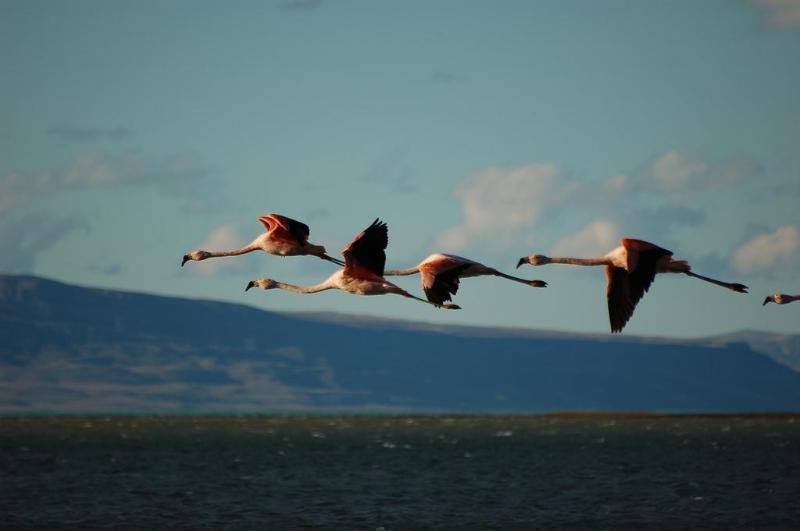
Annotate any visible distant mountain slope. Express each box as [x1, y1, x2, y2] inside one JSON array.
[[1, 274, 799, 413]]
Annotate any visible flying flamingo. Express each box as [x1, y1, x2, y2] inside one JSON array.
[[384, 253, 547, 306], [181, 213, 343, 267], [246, 219, 460, 310], [763, 293, 799, 306], [517, 238, 748, 333]]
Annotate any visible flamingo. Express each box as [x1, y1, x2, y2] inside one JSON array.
[[245, 219, 460, 309], [181, 213, 343, 267], [763, 293, 799, 305], [517, 238, 748, 333], [384, 253, 547, 306]]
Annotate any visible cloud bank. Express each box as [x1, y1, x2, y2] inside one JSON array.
[[731, 225, 799, 274], [751, 0, 800, 29], [435, 164, 578, 252], [1, 151, 212, 215], [0, 150, 215, 273], [436, 149, 769, 273]]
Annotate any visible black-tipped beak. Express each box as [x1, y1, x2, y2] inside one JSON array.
[[516, 257, 526, 269], [763, 296, 772, 306], [181, 255, 189, 267], [245, 281, 255, 292]]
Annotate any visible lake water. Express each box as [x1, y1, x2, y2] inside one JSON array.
[[2, 415, 799, 528]]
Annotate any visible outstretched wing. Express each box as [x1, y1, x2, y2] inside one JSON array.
[[606, 266, 637, 333], [621, 238, 671, 259], [420, 260, 471, 305], [622, 239, 671, 310], [342, 219, 388, 277], [606, 239, 673, 333], [258, 213, 311, 246]]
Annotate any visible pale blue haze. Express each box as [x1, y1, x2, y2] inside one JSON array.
[[1, 0, 798, 337]]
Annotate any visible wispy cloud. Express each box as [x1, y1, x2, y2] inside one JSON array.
[[751, 0, 800, 29], [435, 164, 578, 252], [0, 211, 88, 273], [731, 225, 799, 274], [47, 124, 134, 142], [0, 150, 218, 273], [357, 146, 418, 194], [0, 151, 214, 214], [633, 150, 762, 195], [279, 0, 324, 11], [87, 263, 124, 276], [304, 207, 331, 222], [431, 70, 470, 85], [435, 150, 760, 263], [547, 205, 706, 262]]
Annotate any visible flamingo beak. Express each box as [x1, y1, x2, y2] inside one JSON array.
[[516, 257, 527, 269], [763, 296, 772, 306], [181, 255, 189, 267], [245, 281, 255, 292]]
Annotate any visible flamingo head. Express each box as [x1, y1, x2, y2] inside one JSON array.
[[181, 250, 210, 266], [764, 294, 789, 305], [246, 278, 277, 292], [517, 255, 550, 268]]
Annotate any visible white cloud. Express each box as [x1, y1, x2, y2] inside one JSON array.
[[434, 149, 763, 274], [0, 151, 212, 214], [0, 150, 219, 274], [752, 0, 800, 29], [550, 219, 620, 257], [731, 225, 799, 274], [647, 151, 709, 191], [635, 150, 761, 194], [435, 164, 578, 252]]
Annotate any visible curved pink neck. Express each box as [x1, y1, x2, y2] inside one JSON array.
[[275, 280, 333, 294], [208, 243, 259, 258]]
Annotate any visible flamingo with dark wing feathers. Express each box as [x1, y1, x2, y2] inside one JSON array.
[[517, 238, 748, 333], [763, 293, 799, 306], [181, 213, 343, 267], [385, 253, 547, 306], [246, 219, 460, 309]]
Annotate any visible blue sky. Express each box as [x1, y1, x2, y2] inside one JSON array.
[[2, 0, 798, 337]]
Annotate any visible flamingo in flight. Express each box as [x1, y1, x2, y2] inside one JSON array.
[[181, 213, 343, 267], [517, 238, 748, 333], [763, 293, 799, 306], [246, 219, 460, 310], [384, 254, 547, 306]]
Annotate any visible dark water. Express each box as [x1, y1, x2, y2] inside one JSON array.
[[2, 415, 800, 529]]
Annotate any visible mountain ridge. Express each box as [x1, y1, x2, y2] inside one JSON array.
[[1, 274, 799, 413]]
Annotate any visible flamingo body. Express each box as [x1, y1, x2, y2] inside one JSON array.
[[385, 253, 546, 305], [519, 238, 747, 333], [763, 294, 799, 306], [181, 213, 343, 266], [246, 219, 459, 309]]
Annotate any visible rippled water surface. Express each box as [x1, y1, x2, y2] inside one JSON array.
[[2, 415, 800, 529]]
